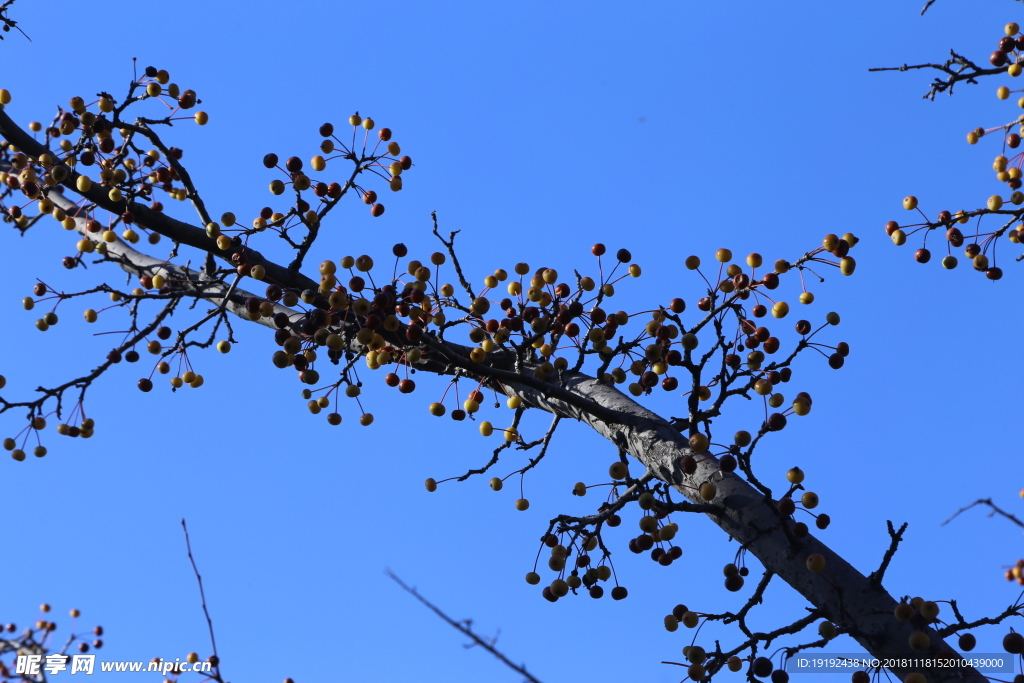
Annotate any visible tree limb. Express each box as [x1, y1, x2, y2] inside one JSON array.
[[385, 570, 544, 683]]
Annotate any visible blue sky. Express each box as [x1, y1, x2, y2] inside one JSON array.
[[1, 1, 1022, 681]]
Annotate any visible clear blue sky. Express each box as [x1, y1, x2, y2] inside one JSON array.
[[1, 1, 1022, 681]]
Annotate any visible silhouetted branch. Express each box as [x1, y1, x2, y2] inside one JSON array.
[[0, 0, 30, 41], [869, 50, 1005, 99], [181, 519, 224, 683], [942, 498, 1024, 529], [385, 569, 544, 683], [869, 520, 908, 587]]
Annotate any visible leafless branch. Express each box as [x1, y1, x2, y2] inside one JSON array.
[[869, 50, 1006, 99], [181, 519, 224, 683], [0, 0, 30, 41], [385, 570, 544, 683], [868, 520, 908, 587], [942, 498, 1024, 529]]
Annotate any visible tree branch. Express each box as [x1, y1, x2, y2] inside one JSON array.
[[385, 570, 544, 683], [942, 498, 1024, 529]]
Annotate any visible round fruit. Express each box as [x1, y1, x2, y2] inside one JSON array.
[[609, 462, 628, 480], [894, 603, 914, 622], [688, 433, 709, 451], [920, 601, 939, 620], [908, 631, 930, 652], [753, 657, 773, 678]]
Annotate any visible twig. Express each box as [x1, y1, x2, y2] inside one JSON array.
[[942, 498, 1024, 528], [515, 414, 561, 476], [868, 520, 908, 587], [385, 569, 544, 683], [431, 212, 476, 300], [937, 593, 1024, 639], [0, 0, 30, 41], [181, 519, 222, 679], [869, 50, 1005, 99]]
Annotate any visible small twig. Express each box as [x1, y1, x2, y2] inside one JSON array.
[[868, 520, 908, 587], [942, 498, 1024, 528], [431, 212, 476, 301], [936, 593, 1024, 638], [515, 414, 561, 476], [0, 0, 31, 41], [869, 50, 1005, 99], [385, 569, 544, 683], [181, 519, 221, 679]]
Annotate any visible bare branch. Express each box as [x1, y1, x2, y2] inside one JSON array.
[[181, 519, 224, 683], [869, 50, 1006, 99], [868, 520, 908, 588], [942, 498, 1024, 529], [385, 570, 544, 683]]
